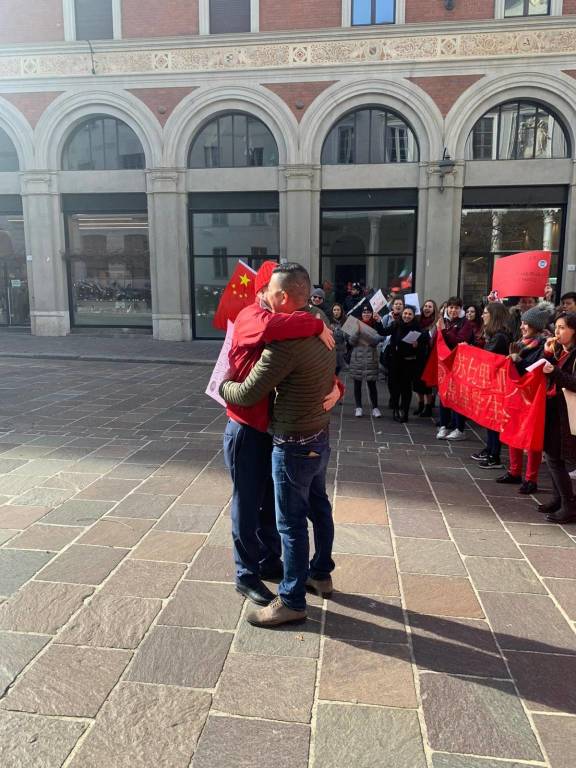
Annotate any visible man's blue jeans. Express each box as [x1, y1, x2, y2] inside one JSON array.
[[223, 419, 282, 587], [272, 428, 335, 612]]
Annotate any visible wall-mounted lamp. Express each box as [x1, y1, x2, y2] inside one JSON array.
[[438, 149, 456, 193], [444, 0, 455, 9]]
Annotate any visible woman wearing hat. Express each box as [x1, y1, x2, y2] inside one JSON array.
[[347, 303, 385, 418], [496, 306, 550, 494]]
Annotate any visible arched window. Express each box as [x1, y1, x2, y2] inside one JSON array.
[[188, 112, 279, 168], [62, 116, 145, 170], [0, 127, 19, 171], [465, 101, 570, 161], [321, 107, 419, 165]]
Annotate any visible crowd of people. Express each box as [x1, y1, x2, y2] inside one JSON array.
[[215, 260, 576, 630], [322, 282, 576, 526]]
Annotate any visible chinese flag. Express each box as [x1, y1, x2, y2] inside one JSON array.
[[213, 261, 257, 330], [492, 251, 551, 298]]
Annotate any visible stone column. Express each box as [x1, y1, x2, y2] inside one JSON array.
[[146, 168, 192, 341], [418, 160, 464, 303], [561, 166, 576, 295], [20, 171, 70, 336], [278, 165, 321, 281]]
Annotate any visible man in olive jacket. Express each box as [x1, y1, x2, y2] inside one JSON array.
[[220, 263, 336, 627]]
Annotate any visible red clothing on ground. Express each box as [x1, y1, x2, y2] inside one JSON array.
[[226, 303, 324, 433]]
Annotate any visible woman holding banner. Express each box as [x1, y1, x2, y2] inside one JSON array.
[[540, 313, 576, 524], [496, 307, 550, 493], [471, 303, 512, 469]]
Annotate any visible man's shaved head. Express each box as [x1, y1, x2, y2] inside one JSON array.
[[268, 263, 311, 311]]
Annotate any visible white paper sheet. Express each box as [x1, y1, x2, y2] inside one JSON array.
[[525, 358, 547, 373], [341, 315, 360, 336], [205, 320, 235, 407], [404, 293, 421, 315], [402, 330, 422, 344], [370, 289, 386, 314]]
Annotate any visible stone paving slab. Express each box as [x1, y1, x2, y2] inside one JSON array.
[[1, 356, 576, 767]]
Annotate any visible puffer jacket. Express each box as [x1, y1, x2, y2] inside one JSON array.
[[348, 321, 385, 382]]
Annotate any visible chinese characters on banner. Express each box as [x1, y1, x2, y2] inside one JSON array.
[[435, 334, 547, 451]]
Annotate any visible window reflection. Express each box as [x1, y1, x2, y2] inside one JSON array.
[[322, 108, 419, 165], [459, 206, 563, 305], [67, 213, 151, 327], [321, 209, 416, 302], [62, 117, 145, 171], [0, 214, 29, 326], [0, 128, 19, 172], [466, 101, 569, 160], [191, 210, 279, 338], [189, 113, 279, 169]]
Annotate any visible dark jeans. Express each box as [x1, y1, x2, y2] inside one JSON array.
[[546, 454, 575, 506], [354, 379, 378, 409], [439, 402, 466, 431], [271, 428, 335, 612], [486, 429, 501, 460], [389, 363, 415, 415], [223, 419, 282, 587]]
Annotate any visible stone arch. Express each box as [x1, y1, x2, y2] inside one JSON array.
[[163, 83, 298, 168], [446, 72, 576, 160], [34, 89, 163, 169], [300, 77, 444, 165], [0, 97, 35, 170]]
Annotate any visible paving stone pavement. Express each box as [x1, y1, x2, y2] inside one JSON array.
[[0, 354, 575, 767]]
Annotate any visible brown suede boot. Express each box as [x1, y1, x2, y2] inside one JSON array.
[[306, 575, 333, 598], [245, 596, 307, 627]]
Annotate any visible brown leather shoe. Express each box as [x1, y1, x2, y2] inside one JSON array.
[[245, 596, 306, 627], [306, 575, 333, 598]]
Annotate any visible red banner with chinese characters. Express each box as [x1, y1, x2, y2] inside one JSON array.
[[436, 334, 546, 451]]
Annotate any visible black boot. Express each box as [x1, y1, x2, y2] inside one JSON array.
[[392, 409, 401, 422], [537, 498, 562, 515], [413, 404, 424, 416], [400, 412, 409, 423], [419, 404, 433, 418], [547, 503, 576, 524]]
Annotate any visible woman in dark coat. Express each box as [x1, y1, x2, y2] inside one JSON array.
[[386, 305, 429, 423], [540, 312, 576, 523], [471, 303, 512, 469], [330, 303, 347, 375], [414, 299, 438, 417]]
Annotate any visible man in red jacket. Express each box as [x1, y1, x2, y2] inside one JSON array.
[[223, 260, 336, 606]]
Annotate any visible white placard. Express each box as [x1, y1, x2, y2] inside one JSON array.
[[205, 320, 235, 407], [341, 315, 360, 336], [525, 358, 547, 373], [370, 289, 386, 314], [404, 293, 421, 315], [402, 330, 422, 344]]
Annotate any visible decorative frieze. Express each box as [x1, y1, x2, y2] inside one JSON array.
[[1, 25, 576, 80]]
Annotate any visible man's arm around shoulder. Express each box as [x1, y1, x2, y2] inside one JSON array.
[[220, 341, 295, 407]]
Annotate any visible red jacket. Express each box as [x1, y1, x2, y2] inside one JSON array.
[[226, 303, 324, 433]]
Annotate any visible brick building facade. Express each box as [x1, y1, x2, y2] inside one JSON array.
[[0, 1, 575, 337]]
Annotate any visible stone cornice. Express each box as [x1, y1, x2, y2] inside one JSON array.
[[0, 18, 576, 81]]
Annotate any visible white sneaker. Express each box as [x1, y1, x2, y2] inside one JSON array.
[[355, 408, 363, 417], [372, 408, 382, 418], [437, 426, 449, 439], [446, 429, 466, 441]]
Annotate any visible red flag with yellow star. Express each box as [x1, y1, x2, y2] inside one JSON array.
[[212, 260, 257, 330]]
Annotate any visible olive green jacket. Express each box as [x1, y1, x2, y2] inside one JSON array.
[[220, 334, 336, 436]]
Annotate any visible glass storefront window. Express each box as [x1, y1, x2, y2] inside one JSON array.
[[62, 117, 145, 171], [0, 213, 29, 326], [191, 210, 279, 338], [459, 206, 563, 306], [66, 213, 151, 327], [321, 209, 416, 303]]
